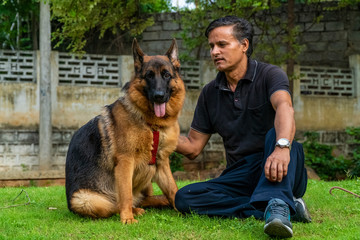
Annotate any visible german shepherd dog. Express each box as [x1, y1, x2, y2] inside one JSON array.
[[65, 39, 185, 224]]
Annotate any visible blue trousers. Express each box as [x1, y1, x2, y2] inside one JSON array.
[[175, 128, 308, 219]]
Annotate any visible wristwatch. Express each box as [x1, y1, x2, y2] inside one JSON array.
[[275, 138, 291, 151]]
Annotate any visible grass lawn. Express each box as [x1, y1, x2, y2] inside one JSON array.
[[0, 179, 359, 240]]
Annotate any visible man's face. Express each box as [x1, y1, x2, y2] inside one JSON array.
[[208, 25, 247, 72]]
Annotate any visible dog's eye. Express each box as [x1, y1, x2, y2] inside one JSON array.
[[145, 71, 154, 80], [163, 72, 171, 80]]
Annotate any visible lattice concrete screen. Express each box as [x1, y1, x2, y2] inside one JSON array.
[[58, 53, 122, 87], [0, 50, 36, 83], [300, 66, 355, 97], [0, 51, 203, 90], [180, 61, 201, 90]]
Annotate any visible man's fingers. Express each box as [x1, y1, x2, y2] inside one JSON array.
[[270, 163, 277, 182], [264, 159, 271, 180], [283, 164, 288, 177], [277, 164, 283, 182], [265, 149, 290, 183]]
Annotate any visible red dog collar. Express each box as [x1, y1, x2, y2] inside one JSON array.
[[149, 130, 159, 165]]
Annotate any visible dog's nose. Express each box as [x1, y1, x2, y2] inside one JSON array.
[[154, 90, 165, 102]]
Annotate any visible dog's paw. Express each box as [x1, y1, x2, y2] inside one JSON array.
[[121, 217, 138, 224], [133, 207, 145, 216]]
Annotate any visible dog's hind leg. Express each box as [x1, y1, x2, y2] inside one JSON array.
[[139, 183, 171, 208], [70, 189, 117, 218], [140, 195, 170, 208]]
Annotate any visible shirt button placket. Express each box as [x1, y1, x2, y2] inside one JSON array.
[[234, 90, 241, 108]]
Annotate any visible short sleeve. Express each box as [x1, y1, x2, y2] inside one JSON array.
[[266, 66, 290, 99]]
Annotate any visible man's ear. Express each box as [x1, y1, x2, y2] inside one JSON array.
[[241, 38, 249, 53]]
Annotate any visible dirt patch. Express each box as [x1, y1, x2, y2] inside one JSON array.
[[0, 179, 65, 187], [0, 166, 320, 187], [173, 166, 226, 181]]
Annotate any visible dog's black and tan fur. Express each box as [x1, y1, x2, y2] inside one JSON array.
[[65, 39, 185, 224]]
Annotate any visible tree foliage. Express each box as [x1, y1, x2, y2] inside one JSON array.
[[0, 0, 39, 50], [51, 0, 171, 53]]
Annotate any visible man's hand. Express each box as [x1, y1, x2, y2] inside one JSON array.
[[264, 147, 290, 182]]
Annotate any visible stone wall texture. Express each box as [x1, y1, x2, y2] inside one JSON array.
[[136, 4, 360, 68]]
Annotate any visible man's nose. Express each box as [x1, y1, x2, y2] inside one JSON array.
[[211, 46, 220, 56]]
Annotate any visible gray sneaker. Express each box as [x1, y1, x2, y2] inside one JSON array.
[[264, 198, 293, 238], [292, 197, 312, 223]]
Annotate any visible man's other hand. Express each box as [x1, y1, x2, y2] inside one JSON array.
[[264, 147, 290, 182]]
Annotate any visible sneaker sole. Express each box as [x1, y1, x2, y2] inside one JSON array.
[[264, 218, 293, 238], [294, 199, 312, 223]]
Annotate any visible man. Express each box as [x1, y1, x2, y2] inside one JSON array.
[[175, 16, 311, 238]]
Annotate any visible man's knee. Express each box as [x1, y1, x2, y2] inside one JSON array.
[[175, 187, 191, 213]]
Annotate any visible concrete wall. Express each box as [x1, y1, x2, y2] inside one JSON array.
[[1, 50, 359, 179], [295, 4, 360, 68], [293, 55, 360, 131]]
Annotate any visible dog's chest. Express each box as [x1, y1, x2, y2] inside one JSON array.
[[126, 127, 163, 165]]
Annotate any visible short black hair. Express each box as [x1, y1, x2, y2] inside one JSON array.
[[205, 16, 254, 57]]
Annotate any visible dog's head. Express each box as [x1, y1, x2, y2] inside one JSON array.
[[126, 39, 185, 125]]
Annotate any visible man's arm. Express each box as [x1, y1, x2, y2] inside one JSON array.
[[176, 128, 211, 160], [264, 90, 295, 182]]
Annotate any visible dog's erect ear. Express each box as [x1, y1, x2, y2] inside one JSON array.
[[121, 81, 130, 92], [165, 39, 180, 70], [132, 38, 145, 72]]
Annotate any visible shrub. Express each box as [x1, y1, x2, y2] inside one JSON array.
[[345, 127, 360, 178], [302, 132, 351, 180], [170, 152, 184, 172]]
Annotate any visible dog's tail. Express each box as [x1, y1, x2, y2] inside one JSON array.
[[70, 189, 117, 218]]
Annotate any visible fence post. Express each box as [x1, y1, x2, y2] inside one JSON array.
[[39, 1, 52, 170], [349, 54, 360, 98]]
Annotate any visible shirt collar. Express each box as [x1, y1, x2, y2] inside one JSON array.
[[215, 59, 257, 90]]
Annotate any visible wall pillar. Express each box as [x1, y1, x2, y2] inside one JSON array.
[[349, 54, 360, 98], [39, 2, 52, 170]]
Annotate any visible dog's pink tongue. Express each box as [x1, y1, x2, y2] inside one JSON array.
[[154, 103, 166, 118]]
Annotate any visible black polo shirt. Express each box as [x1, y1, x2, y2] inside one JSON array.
[[191, 59, 290, 167]]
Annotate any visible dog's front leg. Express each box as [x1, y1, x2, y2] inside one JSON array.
[[114, 155, 137, 224], [154, 160, 178, 209]]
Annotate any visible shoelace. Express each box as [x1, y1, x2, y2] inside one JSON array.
[[268, 203, 290, 217]]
